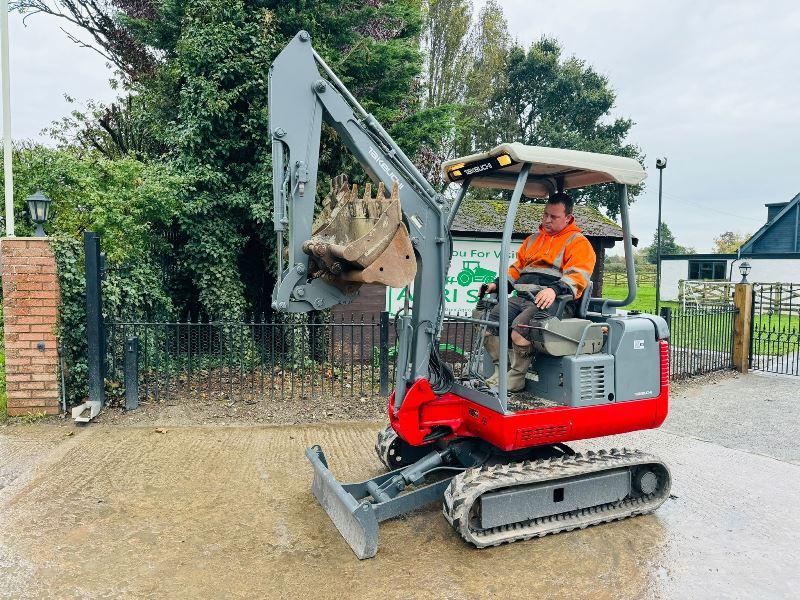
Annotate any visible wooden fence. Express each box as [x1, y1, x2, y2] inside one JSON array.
[[679, 280, 736, 309], [603, 270, 657, 287]]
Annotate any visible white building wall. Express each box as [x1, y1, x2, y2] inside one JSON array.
[[659, 256, 800, 302], [659, 260, 690, 301], [745, 258, 800, 284]]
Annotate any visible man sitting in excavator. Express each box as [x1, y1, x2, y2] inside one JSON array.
[[482, 192, 597, 392]]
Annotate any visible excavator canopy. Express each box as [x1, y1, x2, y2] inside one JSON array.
[[442, 143, 647, 198]]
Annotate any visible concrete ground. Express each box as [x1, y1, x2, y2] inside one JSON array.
[[1, 372, 798, 599]]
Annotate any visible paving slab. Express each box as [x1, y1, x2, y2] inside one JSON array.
[[665, 371, 800, 464]]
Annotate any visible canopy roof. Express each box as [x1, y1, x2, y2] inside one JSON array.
[[442, 143, 646, 197]]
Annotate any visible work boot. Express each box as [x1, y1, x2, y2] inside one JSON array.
[[507, 343, 534, 393], [483, 335, 501, 386]]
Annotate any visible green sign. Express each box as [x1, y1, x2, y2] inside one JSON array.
[[386, 238, 515, 313]]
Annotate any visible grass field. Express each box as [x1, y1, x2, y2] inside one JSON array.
[[601, 284, 668, 313], [601, 282, 797, 356], [599, 284, 732, 351]]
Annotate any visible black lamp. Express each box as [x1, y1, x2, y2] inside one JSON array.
[[26, 191, 52, 237], [739, 260, 751, 283]]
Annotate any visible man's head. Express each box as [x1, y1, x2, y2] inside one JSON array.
[[541, 192, 574, 234]]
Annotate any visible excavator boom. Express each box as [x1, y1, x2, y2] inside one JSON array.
[[269, 30, 452, 406]]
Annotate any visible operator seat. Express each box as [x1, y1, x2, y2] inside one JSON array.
[[547, 280, 593, 319], [529, 281, 604, 356]]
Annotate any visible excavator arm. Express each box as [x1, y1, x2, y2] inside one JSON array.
[[269, 31, 452, 404]]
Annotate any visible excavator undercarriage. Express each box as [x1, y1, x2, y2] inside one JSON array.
[[309, 436, 671, 558]]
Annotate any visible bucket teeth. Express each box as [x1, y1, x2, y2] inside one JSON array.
[[314, 174, 351, 233], [366, 182, 383, 219], [303, 174, 416, 290], [353, 183, 369, 219]]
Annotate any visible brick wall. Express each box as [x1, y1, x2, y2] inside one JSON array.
[[1, 238, 61, 415]]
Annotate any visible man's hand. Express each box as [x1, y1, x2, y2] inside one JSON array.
[[485, 282, 497, 295], [534, 288, 556, 309]]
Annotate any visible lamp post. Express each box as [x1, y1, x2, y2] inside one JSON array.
[[654, 157, 667, 315], [25, 190, 52, 237], [739, 261, 751, 283], [1, 0, 14, 236]]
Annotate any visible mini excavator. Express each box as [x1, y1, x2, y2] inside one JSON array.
[[269, 31, 672, 559]]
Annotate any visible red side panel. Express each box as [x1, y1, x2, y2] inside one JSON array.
[[389, 340, 670, 452]]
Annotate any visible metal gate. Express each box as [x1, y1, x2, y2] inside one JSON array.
[[660, 305, 737, 380], [750, 283, 800, 376]]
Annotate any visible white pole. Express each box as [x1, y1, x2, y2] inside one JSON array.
[[1, 0, 14, 236]]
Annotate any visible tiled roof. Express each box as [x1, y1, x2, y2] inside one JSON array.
[[450, 197, 629, 241]]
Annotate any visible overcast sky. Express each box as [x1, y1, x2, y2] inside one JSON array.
[[491, 0, 800, 253], [4, 2, 800, 252]]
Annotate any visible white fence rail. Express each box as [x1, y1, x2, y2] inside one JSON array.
[[678, 280, 736, 310]]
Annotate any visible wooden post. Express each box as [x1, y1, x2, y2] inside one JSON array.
[[732, 283, 753, 373]]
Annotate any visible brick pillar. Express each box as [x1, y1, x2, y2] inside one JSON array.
[[1, 238, 61, 415]]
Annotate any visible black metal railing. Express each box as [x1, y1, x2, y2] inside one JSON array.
[[104, 310, 491, 406], [105, 314, 391, 406], [660, 305, 737, 380], [750, 283, 800, 376], [104, 304, 740, 408]]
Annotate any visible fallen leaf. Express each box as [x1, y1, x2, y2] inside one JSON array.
[[64, 431, 75, 437], [154, 428, 168, 434]]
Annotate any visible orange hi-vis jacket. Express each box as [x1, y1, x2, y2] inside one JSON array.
[[508, 220, 596, 299]]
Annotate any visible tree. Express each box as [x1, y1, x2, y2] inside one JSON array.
[[458, 0, 511, 157], [713, 230, 750, 254], [17, 0, 440, 319], [18, 0, 646, 317], [45, 94, 166, 160], [13, 0, 159, 81], [422, 0, 473, 107], [646, 222, 692, 264], [474, 36, 643, 217], [409, 0, 474, 186]]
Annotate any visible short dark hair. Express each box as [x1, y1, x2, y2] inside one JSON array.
[[547, 191, 574, 215]]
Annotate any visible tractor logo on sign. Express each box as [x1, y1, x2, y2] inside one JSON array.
[[456, 260, 497, 287]]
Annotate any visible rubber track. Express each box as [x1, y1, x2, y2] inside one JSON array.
[[442, 448, 671, 548], [374, 425, 396, 468]]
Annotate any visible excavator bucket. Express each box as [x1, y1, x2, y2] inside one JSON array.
[[302, 176, 417, 292]]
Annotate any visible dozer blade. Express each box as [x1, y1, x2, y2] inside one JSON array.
[[303, 176, 417, 291], [305, 444, 456, 559], [306, 445, 380, 559]]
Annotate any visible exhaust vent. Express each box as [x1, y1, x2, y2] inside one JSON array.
[[516, 424, 569, 445], [579, 365, 607, 404]]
